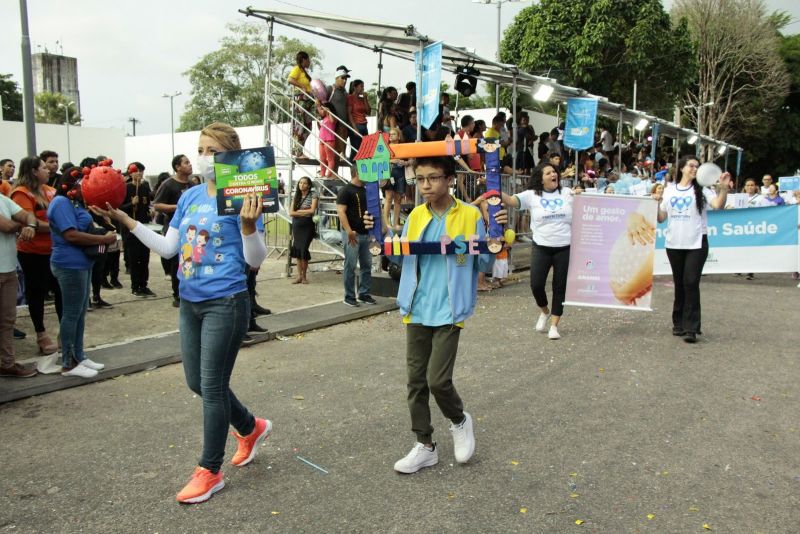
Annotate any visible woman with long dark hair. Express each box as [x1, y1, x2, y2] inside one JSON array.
[[652, 155, 729, 343], [289, 176, 318, 284], [347, 79, 370, 161], [96, 122, 270, 504], [377, 86, 399, 133], [11, 156, 61, 355], [501, 164, 574, 340]]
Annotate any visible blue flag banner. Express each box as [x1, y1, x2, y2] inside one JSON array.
[[564, 98, 598, 150], [414, 41, 442, 130], [654, 205, 799, 274]]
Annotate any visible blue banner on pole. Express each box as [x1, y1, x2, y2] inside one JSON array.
[[650, 123, 659, 161], [564, 98, 598, 150], [414, 41, 442, 130]]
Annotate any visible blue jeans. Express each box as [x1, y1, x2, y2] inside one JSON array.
[[51, 264, 91, 367], [179, 290, 254, 472], [341, 232, 372, 301]]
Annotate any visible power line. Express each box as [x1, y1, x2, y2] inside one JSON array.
[[128, 117, 141, 136]]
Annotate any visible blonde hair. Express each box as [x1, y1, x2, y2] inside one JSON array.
[[388, 127, 403, 143], [200, 122, 241, 151]]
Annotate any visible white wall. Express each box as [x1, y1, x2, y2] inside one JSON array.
[[0, 120, 125, 167]]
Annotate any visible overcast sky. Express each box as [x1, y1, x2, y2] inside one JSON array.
[[1, 0, 798, 136]]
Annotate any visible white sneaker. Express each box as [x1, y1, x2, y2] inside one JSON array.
[[535, 312, 550, 332], [393, 442, 438, 474], [548, 325, 561, 340], [82, 358, 105, 371], [61, 361, 98, 378], [450, 412, 475, 463]]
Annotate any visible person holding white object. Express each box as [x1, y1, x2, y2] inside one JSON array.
[[653, 156, 730, 344], [93, 123, 271, 505]]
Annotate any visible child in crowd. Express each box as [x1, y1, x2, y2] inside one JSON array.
[[393, 156, 506, 474], [382, 128, 408, 234], [317, 103, 337, 178]]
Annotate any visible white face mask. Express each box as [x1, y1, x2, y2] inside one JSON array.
[[196, 154, 216, 181]]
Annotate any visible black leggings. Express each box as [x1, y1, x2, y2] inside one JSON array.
[[530, 243, 570, 317], [666, 236, 708, 335], [17, 252, 62, 333]]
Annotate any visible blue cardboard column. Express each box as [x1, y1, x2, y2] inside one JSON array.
[[485, 149, 503, 239]]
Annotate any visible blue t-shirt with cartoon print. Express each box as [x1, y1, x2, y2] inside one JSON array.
[[170, 185, 264, 302]]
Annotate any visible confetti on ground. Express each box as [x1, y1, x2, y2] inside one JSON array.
[[688, 506, 700, 512], [570, 472, 578, 477], [598, 368, 605, 373], [647, 514, 655, 520], [520, 508, 527, 514], [447, 493, 456, 500], [292, 395, 305, 400], [271, 511, 280, 516], [703, 524, 712, 530], [295, 455, 328, 474], [510, 460, 519, 466], [570, 493, 580, 498], [575, 519, 585, 525], [751, 396, 762, 401]]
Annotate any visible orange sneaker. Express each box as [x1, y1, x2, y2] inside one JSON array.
[[231, 417, 272, 467], [176, 467, 224, 504]]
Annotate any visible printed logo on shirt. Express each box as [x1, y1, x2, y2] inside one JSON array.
[[540, 198, 564, 211], [670, 196, 693, 213]]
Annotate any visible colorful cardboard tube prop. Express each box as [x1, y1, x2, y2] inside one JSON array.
[[389, 136, 478, 159]]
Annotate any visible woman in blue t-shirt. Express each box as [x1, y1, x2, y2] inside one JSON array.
[[96, 123, 270, 505], [47, 168, 116, 378]]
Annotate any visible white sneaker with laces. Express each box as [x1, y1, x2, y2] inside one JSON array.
[[393, 442, 438, 474], [548, 325, 561, 340], [61, 361, 98, 378], [535, 312, 550, 332], [449, 412, 475, 463], [82, 358, 105, 371]]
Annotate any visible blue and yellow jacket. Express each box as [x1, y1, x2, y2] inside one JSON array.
[[397, 197, 494, 325]]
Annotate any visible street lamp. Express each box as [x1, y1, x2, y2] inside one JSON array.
[[473, 0, 529, 112], [162, 91, 182, 158], [57, 101, 74, 161]]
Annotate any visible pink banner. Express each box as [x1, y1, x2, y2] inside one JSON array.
[[564, 194, 658, 311]]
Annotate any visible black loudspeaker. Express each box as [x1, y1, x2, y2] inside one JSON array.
[[455, 66, 480, 97]]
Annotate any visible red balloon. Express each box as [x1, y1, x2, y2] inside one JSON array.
[[82, 166, 127, 209]]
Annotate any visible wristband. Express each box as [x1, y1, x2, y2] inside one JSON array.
[[27, 223, 38, 229]]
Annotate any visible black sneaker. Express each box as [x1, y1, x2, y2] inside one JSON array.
[[141, 287, 157, 297], [132, 289, 147, 297], [358, 295, 377, 305], [13, 328, 26, 340], [92, 297, 113, 309], [252, 303, 272, 316], [172, 296, 180, 308], [343, 297, 360, 307], [683, 332, 697, 344], [87, 301, 95, 312], [101, 280, 113, 290], [241, 334, 258, 347], [248, 321, 268, 333], [672, 327, 685, 336], [111, 279, 123, 289]]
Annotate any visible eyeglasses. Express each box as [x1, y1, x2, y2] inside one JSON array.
[[414, 175, 447, 185]]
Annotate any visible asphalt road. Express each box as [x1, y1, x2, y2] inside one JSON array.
[[1, 274, 797, 533]]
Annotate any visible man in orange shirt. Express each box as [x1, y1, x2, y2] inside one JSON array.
[[0, 159, 14, 196]]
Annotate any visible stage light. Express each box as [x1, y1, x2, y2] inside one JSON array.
[[686, 134, 698, 144], [634, 118, 649, 131], [717, 145, 727, 155], [455, 66, 480, 98], [533, 84, 554, 102]]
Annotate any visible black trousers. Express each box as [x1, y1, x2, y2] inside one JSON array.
[[17, 252, 62, 333], [530, 243, 570, 317], [666, 236, 708, 335], [247, 268, 258, 321], [91, 253, 107, 298], [104, 250, 120, 283], [125, 234, 151, 291], [163, 255, 180, 298]]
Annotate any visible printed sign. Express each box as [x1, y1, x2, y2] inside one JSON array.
[[564, 98, 599, 151], [214, 146, 279, 215]]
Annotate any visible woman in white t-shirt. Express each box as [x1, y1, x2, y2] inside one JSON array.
[[502, 164, 573, 340], [653, 155, 730, 343]]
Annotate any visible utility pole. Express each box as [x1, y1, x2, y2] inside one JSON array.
[[19, 0, 37, 155], [162, 92, 181, 158], [128, 117, 140, 136]]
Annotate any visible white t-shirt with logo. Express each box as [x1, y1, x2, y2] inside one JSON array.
[[660, 184, 715, 249], [745, 193, 769, 208], [515, 188, 574, 247]]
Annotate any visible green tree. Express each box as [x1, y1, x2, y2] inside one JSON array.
[[34, 91, 80, 124], [0, 73, 23, 121], [500, 0, 696, 115], [179, 22, 323, 131], [738, 33, 800, 178]]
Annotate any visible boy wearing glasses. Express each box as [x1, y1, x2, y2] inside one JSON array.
[[393, 156, 505, 473]]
